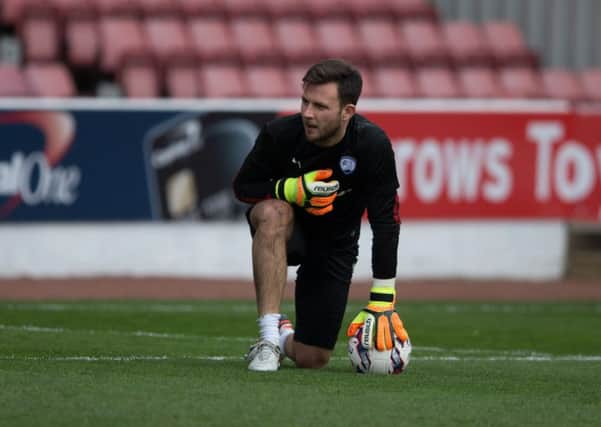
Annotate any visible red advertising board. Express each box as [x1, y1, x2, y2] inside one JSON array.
[[364, 111, 601, 221]]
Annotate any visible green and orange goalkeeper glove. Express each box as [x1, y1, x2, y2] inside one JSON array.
[[347, 279, 410, 351], [274, 169, 339, 216]]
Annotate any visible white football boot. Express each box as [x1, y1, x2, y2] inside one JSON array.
[[246, 340, 281, 372]]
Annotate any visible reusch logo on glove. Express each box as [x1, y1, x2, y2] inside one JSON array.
[[362, 315, 375, 348]]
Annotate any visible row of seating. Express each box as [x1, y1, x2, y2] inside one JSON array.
[[17, 15, 538, 72], [2, 61, 600, 101], [2, 0, 437, 23]]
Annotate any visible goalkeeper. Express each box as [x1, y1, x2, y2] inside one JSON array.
[[233, 59, 411, 372]]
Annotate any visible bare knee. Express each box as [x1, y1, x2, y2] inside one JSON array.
[[293, 346, 331, 369], [250, 200, 293, 238]]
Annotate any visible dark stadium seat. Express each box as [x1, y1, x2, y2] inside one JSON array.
[[187, 17, 238, 63], [20, 14, 61, 62], [176, 0, 224, 17], [315, 18, 365, 65], [119, 62, 161, 97], [144, 17, 192, 68], [482, 21, 538, 68], [99, 17, 150, 73], [400, 19, 449, 67], [0, 64, 32, 96], [541, 69, 585, 101], [230, 17, 280, 64], [579, 69, 601, 101], [498, 67, 544, 98], [371, 66, 417, 98], [66, 18, 100, 67], [358, 18, 409, 66], [165, 65, 201, 98], [457, 67, 504, 98], [415, 67, 462, 98], [198, 64, 247, 97], [273, 18, 322, 65], [24, 62, 77, 97], [246, 65, 290, 97], [387, 0, 438, 21], [442, 21, 493, 68]]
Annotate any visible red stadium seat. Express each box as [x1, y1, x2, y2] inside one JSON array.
[[89, 0, 140, 16], [315, 18, 365, 65], [400, 20, 449, 67], [259, 0, 306, 18], [498, 67, 544, 98], [138, 0, 178, 17], [0, 64, 32, 96], [246, 65, 290, 97], [579, 69, 601, 101], [348, 0, 390, 18], [119, 62, 161, 98], [304, 0, 346, 18], [358, 18, 409, 66], [65, 18, 100, 67], [222, 0, 264, 17], [387, 0, 438, 21], [230, 17, 280, 64], [176, 0, 224, 16], [50, 0, 96, 20], [482, 21, 538, 68], [144, 17, 192, 68], [1, 0, 28, 26], [541, 69, 585, 101], [358, 68, 377, 98], [187, 17, 237, 63], [415, 67, 462, 98], [442, 21, 492, 67], [24, 62, 77, 97], [20, 14, 61, 62], [99, 17, 151, 73], [284, 64, 309, 97], [273, 18, 321, 65], [371, 66, 416, 98], [457, 67, 504, 98], [165, 65, 201, 98], [198, 64, 246, 97]]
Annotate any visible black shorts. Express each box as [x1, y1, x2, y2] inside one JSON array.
[[246, 208, 359, 350]]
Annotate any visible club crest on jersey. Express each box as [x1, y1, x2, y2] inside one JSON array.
[[339, 156, 357, 175]]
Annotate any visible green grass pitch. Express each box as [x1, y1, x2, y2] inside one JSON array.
[[1, 300, 600, 427]]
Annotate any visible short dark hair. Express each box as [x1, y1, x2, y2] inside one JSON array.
[[302, 59, 363, 106]]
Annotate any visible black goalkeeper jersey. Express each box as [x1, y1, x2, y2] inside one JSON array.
[[233, 113, 400, 279]]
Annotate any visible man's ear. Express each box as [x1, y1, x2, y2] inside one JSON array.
[[341, 104, 356, 121]]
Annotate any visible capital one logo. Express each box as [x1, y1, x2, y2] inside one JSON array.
[[0, 111, 80, 218]]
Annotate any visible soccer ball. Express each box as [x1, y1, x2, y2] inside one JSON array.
[[348, 326, 411, 374]]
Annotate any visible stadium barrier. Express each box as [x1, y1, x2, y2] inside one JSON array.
[[1, 98, 599, 280]]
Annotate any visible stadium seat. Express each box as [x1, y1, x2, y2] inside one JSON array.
[[273, 18, 322, 65], [482, 21, 538, 68], [187, 17, 237, 63], [66, 18, 100, 67], [315, 18, 365, 65], [284, 64, 309, 97], [541, 69, 585, 101], [20, 14, 61, 62], [119, 62, 161, 97], [579, 69, 601, 101], [99, 17, 151, 73], [198, 64, 246, 97], [230, 17, 280, 65], [348, 0, 390, 18], [89, 0, 140, 17], [259, 0, 306, 18], [415, 67, 462, 98], [165, 65, 201, 98], [144, 17, 192, 69], [358, 18, 409, 66], [400, 20, 449, 67], [442, 21, 493, 68], [246, 65, 290, 97], [358, 68, 377, 98], [304, 0, 346, 18], [50, 0, 96, 20], [457, 67, 504, 98], [371, 66, 416, 98], [387, 0, 438, 21], [176, 0, 224, 17], [0, 63, 31, 96], [498, 67, 544, 98], [24, 62, 77, 97], [222, 0, 264, 17], [138, 0, 179, 17]]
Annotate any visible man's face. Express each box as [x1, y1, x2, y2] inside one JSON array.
[[300, 82, 346, 147]]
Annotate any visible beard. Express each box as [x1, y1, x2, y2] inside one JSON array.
[[304, 118, 343, 147]]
